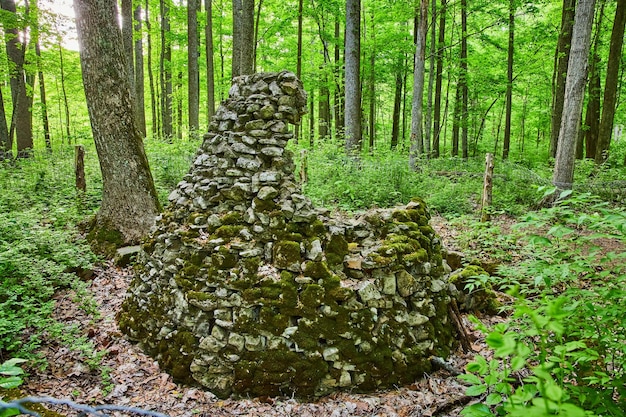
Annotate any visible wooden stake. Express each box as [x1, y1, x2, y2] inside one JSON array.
[[480, 152, 494, 222], [75, 145, 86, 192]]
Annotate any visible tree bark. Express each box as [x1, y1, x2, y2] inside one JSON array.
[[391, 59, 403, 150], [1, 0, 33, 156], [35, 39, 51, 152], [550, 0, 575, 158], [460, 0, 468, 159], [0, 85, 10, 159], [425, 0, 436, 157], [160, 0, 173, 139], [334, 17, 343, 138], [367, 10, 375, 150], [432, 0, 446, 158], [582, 53, 600, 159], [121, 0, 134, 91], [409, 0, 427, 170], [553, 0, 595, 192], [134, 4, 147, 137], [503, 0, 514, 160], [74, 0, 161, 244], [188, 0, 200, 136], [146, 0, 158, 137], [205, 0, 216, 124], [344, 0, 361, 153], [57, 36, 71, 141], [594, 0, 626, 164]]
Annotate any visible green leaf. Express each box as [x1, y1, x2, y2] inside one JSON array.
[[511, 355, 526, 371], [458, 373, 482, 385], [558, 189, 573, 200], [544, 383, 563, 402], [485, 393, 503, 405], [0, 376, 23, 389], [466, 384, 487, 396], [460, 403, 494, 417]]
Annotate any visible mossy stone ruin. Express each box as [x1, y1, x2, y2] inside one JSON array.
[[118, 70, 456, 399]]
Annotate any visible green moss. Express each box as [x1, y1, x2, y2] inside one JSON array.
[[221, 211, 242, 225], [253, 197, 278, 212], [86, 217, 127, 257], [402, 248, 428, 264], [274, 240, 301, 269], [214, 225, 244, 239], [326, 234, 348, 266], [300, 284, 325, 307], [187, 291, 215, 302], [303, 261, 332, 279], [156, 330, 198, 384], [212, 246, 238, 269]]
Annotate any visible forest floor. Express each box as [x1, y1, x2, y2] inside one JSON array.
[[22, 217, 507, 417]]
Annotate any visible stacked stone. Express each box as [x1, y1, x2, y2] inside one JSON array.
[[118, 70, 456, 399]]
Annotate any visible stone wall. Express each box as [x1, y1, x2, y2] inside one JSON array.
[[118, 70, 456, 399]]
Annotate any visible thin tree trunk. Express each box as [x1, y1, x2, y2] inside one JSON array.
[[253, 0, 262, 71], [0, 84, 10, 159], [146, 0, 158, 137], [595, 0, 626, 164], [135, 4, 147, 137], [35, 40, 51, 151], [344, 0, 361, 153], [188, 0, 200, 136], [503, 0, 514, 160], [367, 10, 375, 150], [460, 0, 468, 159], [176, 71, 183, 140], [583, 53, 600, 159], [74, 0, 161, 244], [550, 0, 575, 158], [553, 0, 596, 192], [334, 17, 343, 138], [160, 0, 173, 139], [205, 0, 216, 125], [425, 0, 436, 157], [58, 37, 71, 141], [232, 0, 242, 77], [391, 60, 403, 150], [452, 83, 461, 157], [432, 0, 446, 158], [409, 0, 427, 170]]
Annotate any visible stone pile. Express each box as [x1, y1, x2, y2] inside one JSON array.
[[118, 70, 456, 399]]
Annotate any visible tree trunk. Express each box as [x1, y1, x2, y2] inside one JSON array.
[[134, 4, 147, 137], [367, 11, 375, 149], [391, 59, 403, 150], [253, 0, 262, 71], [334, 17, 343, 138], [121, 0, 134, 91], [160, 0, 173, 139], [503, 0, 514, 160], [205, 0, 216, 125], [176, 71, 183, 140], [553, 0, 595, 192], [452, 83, 461, 157], [232, 0, 242, 77], [241, 0, 255, 75], [550, 0, 575, 158], [57, 37, 71, 141], [425, 0, 436, 157], [409, 0, 427, 170], [344, 0, 361, 153], [188, 0, 200, 136], [2, 0, 33, 156], [74, 0, 161, 245], [146, 0, 158, 137], [35, 40, 51, 151], [0, 84, 10, 159], [460, 0, 468, 159], [582, 53, 600, 159], [319, 78, 330, 139], [432, 0, 446, 158], [595, 0, 626, 164]]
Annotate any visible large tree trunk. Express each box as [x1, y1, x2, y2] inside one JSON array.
[[553, 0, 595, 192], [205, 0, 216, 124], [2, 0, 33, 156], [409, 0, 427, 170], [503, 0, 514, 160], [160, 0, 173, 139], [232, 0, 254, 76], [121, 0, 134, 91], [74, 0, 161, 245], [344, 0, 361, 153], [424, 0, 436, 157], [188, 0, 200, 135], [550, 0, 575, 158], [594, 0, 626, 164], [432, 0, 446, 158], [134, 4, 147, 137]]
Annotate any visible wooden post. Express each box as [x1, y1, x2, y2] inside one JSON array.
[[299, 149, 308, 184], [75, 145, 86, 192], [480, 152, 494, 222]]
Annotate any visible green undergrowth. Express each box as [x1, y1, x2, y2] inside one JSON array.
[[458, 189, 626, 416]]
